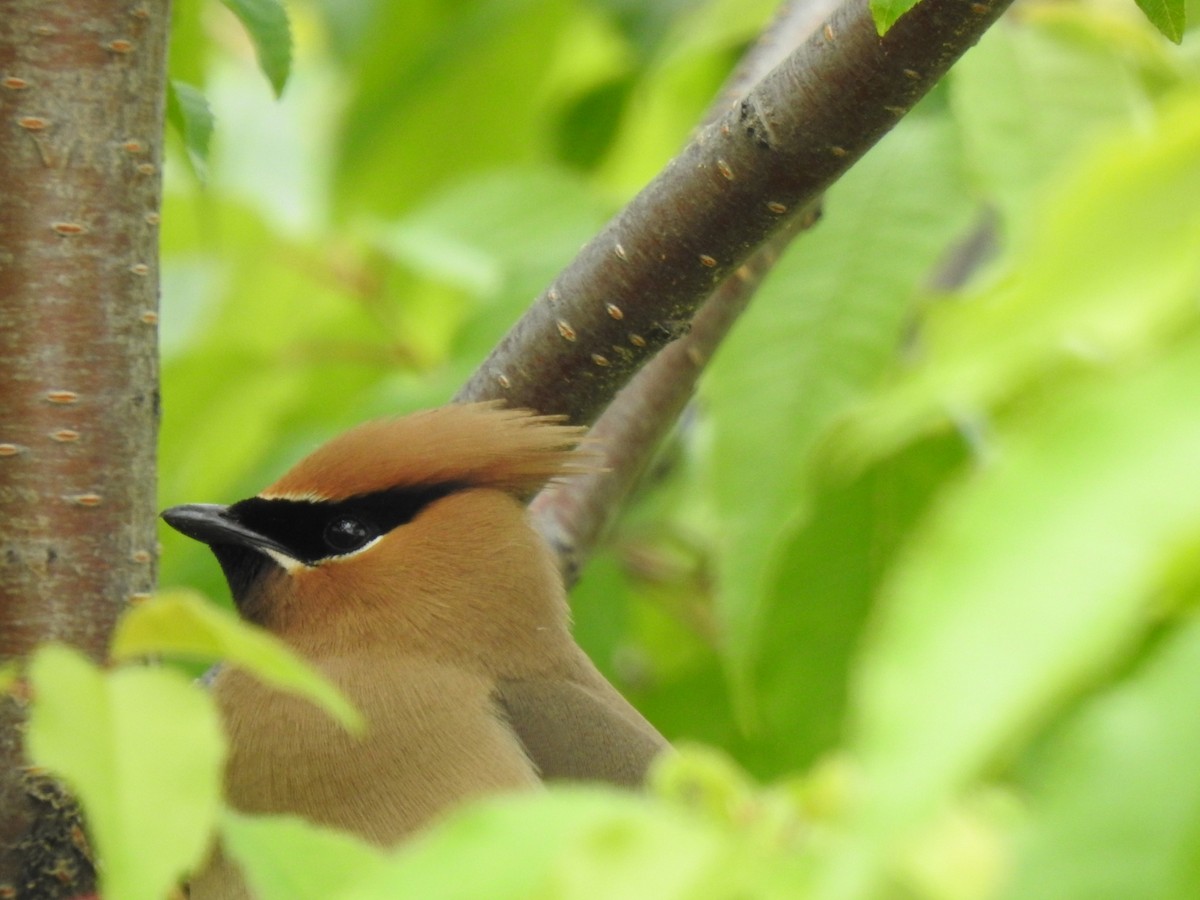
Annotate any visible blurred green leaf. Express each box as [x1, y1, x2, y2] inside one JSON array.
[[570, 550, 636, 684], [1007, 613, 1200, 899], [155, 199, 395, 527], [378, 168, 604, 296], [25, 644, 224, 900], [950, 20, 1142, 220], [168, 0, 207, 87], [847, 91, 1200, 459], [835, 334, 1200, 889], [222, 811, 388, 900], [334, 0, 573, 217], [554, 76, 634, 171], [362, 792, 713, 899], [895, 788, 1017, 900], [221, 0, 293, 96], [378, 167, 611, 370], [704, 113, 973, 712], [335, 788, 782, 900], [650, 744, 760, 825], [111, 590, 363, 734], [747, 432, 969, 776], [159, 355, 310, 509], [0, 661, 16, 694]]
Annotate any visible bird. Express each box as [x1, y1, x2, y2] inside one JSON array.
[[161, 403, 667, 898]]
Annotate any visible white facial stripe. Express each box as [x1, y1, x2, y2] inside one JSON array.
[[323, 534, 383, 564], [262, 536, 383, 573], [262, 547, 308, 573]]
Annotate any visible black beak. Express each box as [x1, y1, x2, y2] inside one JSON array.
[[161, 503, 293, 559]]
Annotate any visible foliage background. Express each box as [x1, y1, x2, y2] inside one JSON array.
[[57, 0, 1200, 895]]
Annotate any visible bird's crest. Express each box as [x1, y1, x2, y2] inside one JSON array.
[[261, 403, 592, 502]]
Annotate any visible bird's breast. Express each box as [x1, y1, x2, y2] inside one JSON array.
[[214, 658, 541, 846]]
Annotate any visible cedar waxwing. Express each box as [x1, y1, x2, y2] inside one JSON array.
[[162, 404, 667, 898]]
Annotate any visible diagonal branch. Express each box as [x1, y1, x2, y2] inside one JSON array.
[[531, 218, 811, 585], [456, 0, 1013, 426], [529, 0, 837, 583]]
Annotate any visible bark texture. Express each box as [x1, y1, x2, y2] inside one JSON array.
[[525, 0, 1010, 572], [457, 0, 1012, 425], [0, 0, 169, 893]]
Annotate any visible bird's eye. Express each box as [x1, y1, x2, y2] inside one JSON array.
[[323, 516, 374, 554]]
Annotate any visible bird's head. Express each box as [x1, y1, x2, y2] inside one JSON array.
[[162, 404, 589, 668]]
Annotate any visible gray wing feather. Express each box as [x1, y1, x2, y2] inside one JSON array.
[[494, 677, 667, 788]]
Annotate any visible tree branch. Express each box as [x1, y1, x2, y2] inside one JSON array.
[[529, 0, 837, 582], [531, 218, 812, 585], [456, 0, 1013, 425]]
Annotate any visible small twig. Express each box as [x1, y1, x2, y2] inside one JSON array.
[[531, 218, 811, 586], [529, 0, 833, 583], [529, 0, 836, 584]]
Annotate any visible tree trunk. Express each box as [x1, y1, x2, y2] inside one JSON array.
[[0, 0, 168, 892]]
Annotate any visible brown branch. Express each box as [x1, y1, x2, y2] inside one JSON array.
[[530, 0, 1011, 582], [531, 219, 812, 585], [0, 0, 168, 891], [456, 0, 1012, 425], [530, 0, 836, 582]]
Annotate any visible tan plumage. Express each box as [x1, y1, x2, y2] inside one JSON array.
[[161, 403, 666, 899]]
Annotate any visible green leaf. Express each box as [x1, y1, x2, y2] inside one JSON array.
[[334, 0, 573, 217], [221, 0, 292, 96], [221, 811, 388, 900], [650, 745, 759, 824], [703, 113, 973, 713], [168, 0, 206, 86], [1007, 613, 1200, 900], [1133, 0, 1186, 42], [25, 644, 224, 900], [378, 168, 605, 297], [167, 80, 214, 182], [214, 777, 821, 899], [337, 789, 733, 900], [553, 76, 634, 171], [869, 0, 919, 33], [949, 21, 1142, 220], [847, 92, 1200, 460], [748, 432, 969, 774], [111, 590, 363, 735], [833, 335, 1200, 887]]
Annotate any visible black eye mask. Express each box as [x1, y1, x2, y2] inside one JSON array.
[[228, 482, 464, 565]]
